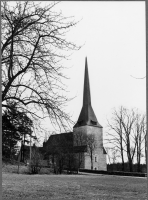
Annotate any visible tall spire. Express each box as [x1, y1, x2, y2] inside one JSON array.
[[83, 57, 91, 106], [74, 58, 102, 128]]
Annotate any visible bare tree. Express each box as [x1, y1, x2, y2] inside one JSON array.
[[74, 131, 96, 170], [29, 144, 43, 174], [133, 113, 146, 172], [106, 106, 146, 172], [86, 134, 96, 170], [1, 1, 81, 131], [106, 106, 126, 171], [121, 108, 137, 172], [105, 147, 120, 165]]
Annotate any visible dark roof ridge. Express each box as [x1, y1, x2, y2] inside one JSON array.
[[50, 132, 73, 137]]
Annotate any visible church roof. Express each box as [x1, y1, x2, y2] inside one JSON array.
[[74, 58, 102, 128], [44, 132, 87, 155], [46, 132, 73, 146]]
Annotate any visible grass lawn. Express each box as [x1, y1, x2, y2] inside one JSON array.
[[2, 172, 147, 200]]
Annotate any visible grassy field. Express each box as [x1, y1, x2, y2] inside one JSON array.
[[2, 172, 147, 200]]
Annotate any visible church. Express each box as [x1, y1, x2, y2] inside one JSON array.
[[43, 58, 107, 171]]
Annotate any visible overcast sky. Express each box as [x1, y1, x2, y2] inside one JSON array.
[[39, 1, 146, 145]]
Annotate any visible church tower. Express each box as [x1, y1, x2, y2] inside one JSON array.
[[73, 58, 107, 171]]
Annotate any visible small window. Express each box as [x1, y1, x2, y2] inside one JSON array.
[[95, 156, 97, 162]]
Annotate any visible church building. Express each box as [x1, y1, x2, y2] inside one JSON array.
[[43, 58, 107, 171]]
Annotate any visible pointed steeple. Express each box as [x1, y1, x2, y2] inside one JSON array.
[[74, 58, 102, 128], [83, 57, 91, 106]]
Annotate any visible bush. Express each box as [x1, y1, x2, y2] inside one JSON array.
[[28, 144, 43, 174]]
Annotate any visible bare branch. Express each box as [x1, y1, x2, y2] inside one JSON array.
[[2, 1, 81, 133]]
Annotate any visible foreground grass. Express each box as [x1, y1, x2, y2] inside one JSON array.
[[2, 172, 147, 200]]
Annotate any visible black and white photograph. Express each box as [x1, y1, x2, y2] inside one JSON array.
[[2, 1, 147, 199]]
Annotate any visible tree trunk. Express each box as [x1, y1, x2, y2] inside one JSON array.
[[121, 161, 125, 171], [121, 143, 125, 171], [128, 157, 133, 172], [137, 145, 141, 172], [9, 133, 13, 159], [126, 139, 133, 172], [137, 158, 141, 172], [91, 153, 93, 170]]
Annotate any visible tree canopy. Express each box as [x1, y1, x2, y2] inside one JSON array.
[[2, 103, 33, 158], [2, 1, 81, 131]]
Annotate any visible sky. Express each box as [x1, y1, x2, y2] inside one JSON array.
[[35, 1, 146, 149]]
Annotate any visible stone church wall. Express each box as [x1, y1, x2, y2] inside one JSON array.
[[73, 125, 107, 171]]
